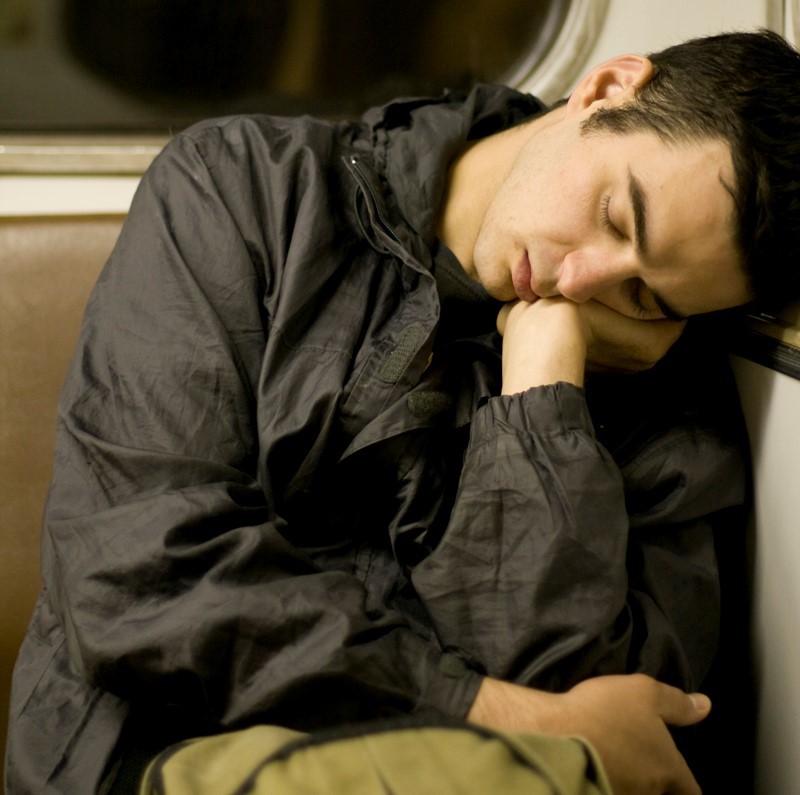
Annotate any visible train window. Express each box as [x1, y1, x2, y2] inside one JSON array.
[[1, 0, 579, 133], [0, 0, 611, 175]]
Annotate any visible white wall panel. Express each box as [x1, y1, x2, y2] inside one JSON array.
[[584, 0, 775, 66], [0, 175, 139, 216], [733, 357, 800, 795]]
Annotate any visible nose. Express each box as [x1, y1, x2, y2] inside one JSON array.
[[556, 249, 634, 303]]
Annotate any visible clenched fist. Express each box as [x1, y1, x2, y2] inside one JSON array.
[[497, 297, 685, 394]]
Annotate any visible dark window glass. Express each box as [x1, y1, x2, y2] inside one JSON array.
[[0, 0, 570, 131]]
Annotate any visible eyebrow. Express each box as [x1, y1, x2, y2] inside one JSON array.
[[628, 168, 649, 257]]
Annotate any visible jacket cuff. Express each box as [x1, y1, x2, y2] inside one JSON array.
[[413, 648, 484, 719], [477, 382, 595, 440]]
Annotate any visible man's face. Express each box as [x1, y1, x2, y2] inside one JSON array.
[[469, 110, 752, 320]]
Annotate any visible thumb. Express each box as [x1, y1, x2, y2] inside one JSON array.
[[496, 301, 516, 336], [658, 685, 712, 728]]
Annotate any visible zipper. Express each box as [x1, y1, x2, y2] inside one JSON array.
[[349, 155, 406, 251]]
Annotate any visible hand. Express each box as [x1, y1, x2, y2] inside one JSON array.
[[579, 300, 686, 373], [496, 298, 686, 394], [467, 674, 710, 795]]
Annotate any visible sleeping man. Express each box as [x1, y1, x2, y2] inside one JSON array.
[[7, 29, 800, 795]]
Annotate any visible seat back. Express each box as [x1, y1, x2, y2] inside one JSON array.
[[0, 214, 124, 770]]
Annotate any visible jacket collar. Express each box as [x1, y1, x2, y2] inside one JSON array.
[[364, 84, 546, 248]]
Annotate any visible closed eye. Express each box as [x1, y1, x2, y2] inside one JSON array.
[[628, 279, 666, 320], [601, 195, 624, 241]]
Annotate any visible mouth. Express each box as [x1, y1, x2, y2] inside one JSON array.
[[511, 251, 539, 303]]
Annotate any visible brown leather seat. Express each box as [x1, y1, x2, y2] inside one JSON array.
[[0, 214, 124, 771]]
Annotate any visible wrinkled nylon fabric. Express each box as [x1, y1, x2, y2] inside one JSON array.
[[6, 85, 747, 794]]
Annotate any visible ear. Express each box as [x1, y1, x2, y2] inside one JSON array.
[[566, 55, 654, 115]]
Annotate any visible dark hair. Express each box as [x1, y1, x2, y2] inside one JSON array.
[[581, 29, 800, 309]]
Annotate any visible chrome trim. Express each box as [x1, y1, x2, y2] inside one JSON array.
[[0, 135, 168, 175], [746, 302, 800, 350], [511, 0, 610, 103]]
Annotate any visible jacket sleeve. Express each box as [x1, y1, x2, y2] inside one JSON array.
[[411, 381, 746, 693], [42, 124, 481, 733]]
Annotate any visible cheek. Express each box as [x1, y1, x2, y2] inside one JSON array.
[[544, 168, 598, 241], [499, 146, 564, 227], [497, 177, 542, 228]]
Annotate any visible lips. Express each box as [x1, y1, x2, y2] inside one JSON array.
[[511, 251, 539, 303]]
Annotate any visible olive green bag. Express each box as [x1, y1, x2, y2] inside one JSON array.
[[139, 720, 613, 795]]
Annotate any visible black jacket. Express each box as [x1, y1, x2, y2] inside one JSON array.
[[6, 85, 747, 793]]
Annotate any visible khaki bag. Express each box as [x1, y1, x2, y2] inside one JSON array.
[[139, 720, 613, 795]]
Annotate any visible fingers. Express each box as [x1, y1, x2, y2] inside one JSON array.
[[665, 760, 703, 795], [599, 676, 706, 795], [580, 301, 686, 371], [656, 681, 712, 728], [662, 743, 703, 795], [496, 301, 516, 335]]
